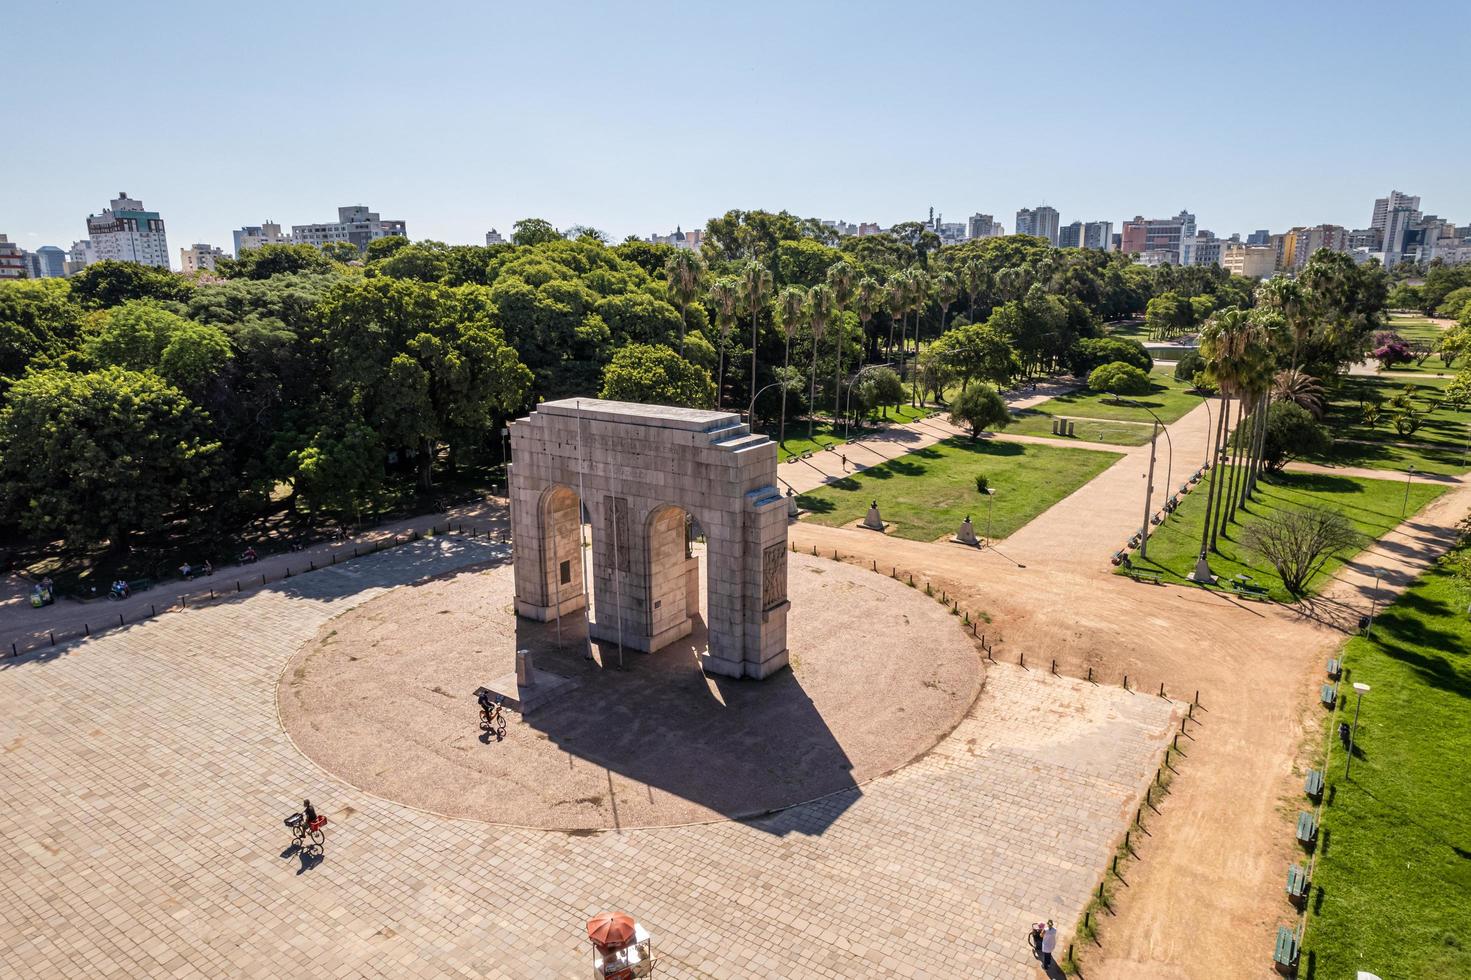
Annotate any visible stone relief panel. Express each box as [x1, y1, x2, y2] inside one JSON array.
[[762, 542, 788, 610]]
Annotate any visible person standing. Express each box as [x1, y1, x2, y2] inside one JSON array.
[[1040, 920, 1057, 970]]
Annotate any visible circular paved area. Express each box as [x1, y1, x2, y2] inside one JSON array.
[[0, 536, 1175, 979], [278, 550, 983, 828]]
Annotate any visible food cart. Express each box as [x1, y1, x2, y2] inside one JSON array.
[[587, 911, 653, 978]]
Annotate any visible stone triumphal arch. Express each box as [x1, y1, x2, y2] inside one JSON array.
[[508, 399, 790, 680]]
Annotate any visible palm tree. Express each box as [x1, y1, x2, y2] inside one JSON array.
[[807, 284, 836, 440], [827, 262, 856, 422], [962, 260, 990, 323], [885, 273, 908, 362], [741, 261, 773, 419], [775, 285, 808, 447], [1193, 308, 1245, 575], [708, 277, 741, 410], [1198, 307, 1268, 549], [664, 250, 705, 355], [1272, 367, 1325, 418], [906, 267, 930, 359], [856, 276, 883, 360]]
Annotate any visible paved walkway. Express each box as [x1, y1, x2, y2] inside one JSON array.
[[0, 537, 1176, 979]]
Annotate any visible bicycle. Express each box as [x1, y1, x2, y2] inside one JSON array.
[[284, 800, 327, 851], [477, 690, 506, 740]]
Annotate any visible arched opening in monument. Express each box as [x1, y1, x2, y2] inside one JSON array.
[[640, 503, 708, 654], [535, 484, 588, 636]]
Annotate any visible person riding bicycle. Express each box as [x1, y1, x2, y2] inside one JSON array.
[[240, 546, 258, 564], [303, 799, 319, 827], [477, 689, 496, 715]]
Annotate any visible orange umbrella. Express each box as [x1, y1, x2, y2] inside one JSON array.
[[587, 911, 637, 949]]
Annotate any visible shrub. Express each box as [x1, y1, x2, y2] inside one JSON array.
[[1173, 349, 1204, 382], [948, 384, 1012, 441], [1067, 337, 1152, 378], [1260, 401, 1333, 471], [974, 473, 989, 494], [1087, 361, 1152, 396]]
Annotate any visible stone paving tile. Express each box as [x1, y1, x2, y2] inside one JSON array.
[[0, 538, 1174, 979]]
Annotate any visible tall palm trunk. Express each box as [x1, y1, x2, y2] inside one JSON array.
[[778, 335, 792, 446], [1203, 394, 1230, 553], [833, 323, 844, 423], [749, 312, 759, 418], [1224, 401, 1246, 526], [808, 335, 820, 441], [716, 348, 725, 410]]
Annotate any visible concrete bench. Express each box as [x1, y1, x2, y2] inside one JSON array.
[[1286, 864, 1310, 902], [1128, 568, 1164, 585], [1304, 769, 1324, 799], [1326, 657, 1341, 679], [1296, 810, 1318, 846], [1274, 924, 1301, 971], [1321, 683, 1338, 708]]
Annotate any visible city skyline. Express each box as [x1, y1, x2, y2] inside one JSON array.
[[6, 1, 1470, 256]]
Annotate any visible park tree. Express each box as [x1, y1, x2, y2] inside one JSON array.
[[1258, 401, 1332, 472], [0, 367, 220, 549], [1145, 291, 1191, 340], [82, 300, 232, 392], [1243, 506, 1360, 596], [1088, 361, 1151, 395], [0, 278, 84, 387], [599, 343, 714, 409], [217, 244, 335, 281], [315, 278, 532, 491], [932, 323, 1019, 391], [290, 420, 385, 523], [320, 241, 360, 264], [1173, 349, 1205, 383], [948, 383, 1012, 441], [1437, 325, 1471, 369], [1066, 337, 1152, 377], [511, 218, 563, 247], [664, 249, 706, 354], [69, 260, 193, 309], [914, 345, 957, 407], [858, 366, 905, 419]]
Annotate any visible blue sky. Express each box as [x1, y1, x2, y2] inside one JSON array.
[[5, 0, 1470, 260]]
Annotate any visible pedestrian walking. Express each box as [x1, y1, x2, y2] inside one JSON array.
[[1040, 919, 1057, 970], [1028, 921, 1044, 959]]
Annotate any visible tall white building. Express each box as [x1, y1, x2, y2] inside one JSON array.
[[967, 213, 1002, 239], [85, 192, 169, 268], [1371, 191, 1420, 233], [232, 221, 287, 256], [179, 243, 227, 273], [291, 205, 407, 251], [65, 240, 96, 275]]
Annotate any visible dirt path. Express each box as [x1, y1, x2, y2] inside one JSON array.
[[789, 460, 1468, 978]]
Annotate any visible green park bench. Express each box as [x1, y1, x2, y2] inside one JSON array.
[[1296, 810, 1318, 846], [1229, 576, 1270, 600], [1286, 864, 1310, 903], [1128, 567, 1164, 585], [1320, 683, 1337, 707], [128, 578, 154, 593], [1273, 924, 1301, 972], [1304, 769, 1324, 799], [1326, 657, 1341, 678]]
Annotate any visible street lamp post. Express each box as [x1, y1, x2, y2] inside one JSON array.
[[1366, 566, 1387, 639], [1345, 682, 1371, 779], [984, 488, 997, 545], [1114, 395, 1173, 560], [747, 381, 784, 440], [1402, 465, 1416, 516], [842, 364, 889, 439]]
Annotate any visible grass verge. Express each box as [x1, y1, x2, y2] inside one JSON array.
[[795, 436, 1121, 542], [1123, 466, 1446, 601], [1302, 524, 1471, 979]]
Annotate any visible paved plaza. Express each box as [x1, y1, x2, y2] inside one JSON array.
[[1, 537, 1174, 979]]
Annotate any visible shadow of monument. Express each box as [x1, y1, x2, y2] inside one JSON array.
[[511, 611, 860, 837]]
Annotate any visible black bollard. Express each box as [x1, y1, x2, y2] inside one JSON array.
[[49, 631, 55, 646], [1087, 665, 1093, 683], [150, 604, 156, 617], [118, 614, 124, 628], [84, 624, 90, 637]]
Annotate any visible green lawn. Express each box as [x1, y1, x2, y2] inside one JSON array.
[[768, 403, 935, 460], [1384, 312, 1449, 344], [1302, 532, 1471, 979], [1311, 376, 1471, 476], [795, 437, 1122, 542], [1123, 467, 1446, 601], [1028, 367, 1205, 425], [1007, 411, 1156, 446]]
